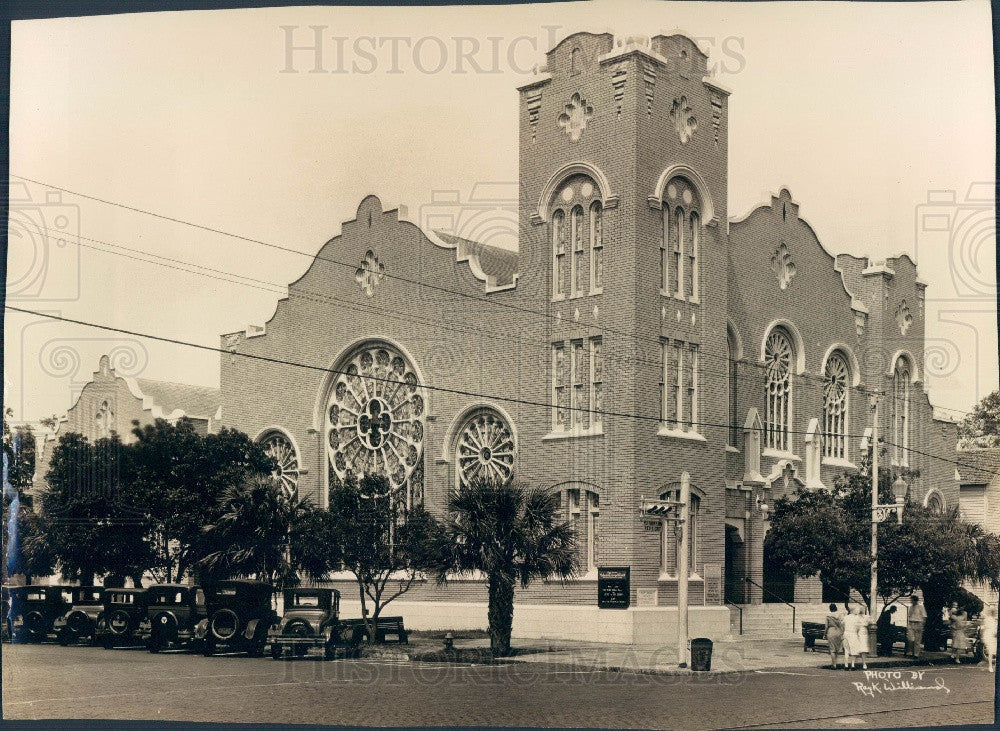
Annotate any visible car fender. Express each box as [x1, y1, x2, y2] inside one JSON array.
[[244, 617, 263, 641]]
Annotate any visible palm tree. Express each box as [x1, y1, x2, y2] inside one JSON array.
[[434, 478, 577, 657], [196, 475, 311, 588]]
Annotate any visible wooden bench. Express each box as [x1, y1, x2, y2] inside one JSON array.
[[802, 620, 907, 653], [373, 616, 408, 644]]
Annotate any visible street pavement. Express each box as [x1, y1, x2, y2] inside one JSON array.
[[3, 642, 996, 728]]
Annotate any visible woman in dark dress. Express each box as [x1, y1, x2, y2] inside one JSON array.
[[825, 603, 845, 669]]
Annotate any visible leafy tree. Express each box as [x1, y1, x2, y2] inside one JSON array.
[[432, 478, 577, 657], [3, 409, 37, 498], [958, 390, 1000, 448], [766, 456, 1000, 626], [38, 432, 153, 585], [196, 475, 317, 587], [128, 419, 273, 583], [324, 474, 443, 644]]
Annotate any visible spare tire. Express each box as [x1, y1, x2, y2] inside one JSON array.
[[108, 609, 131, 636], [210, 608, 240, 641], [66, 611, 90, 636], [23, 611, 46, 639]]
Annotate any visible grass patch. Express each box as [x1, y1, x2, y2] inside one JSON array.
[[412, 647, 510, 664], [407, 629, 490, 641]]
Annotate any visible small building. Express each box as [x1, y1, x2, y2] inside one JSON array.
[[956, 447, 1000, 611]]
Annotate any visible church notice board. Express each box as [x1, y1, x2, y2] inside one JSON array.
[[597, 567, 630, 609], [703, 563, 723, 605]]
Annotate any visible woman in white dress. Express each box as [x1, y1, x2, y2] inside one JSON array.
[[843, 604, 871, 670], [980, 608, 996, 672]]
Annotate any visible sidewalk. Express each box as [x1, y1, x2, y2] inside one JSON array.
[[445, 636, 980, 675]]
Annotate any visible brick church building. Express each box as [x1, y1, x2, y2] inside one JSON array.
[[217, 32, 959, 642]]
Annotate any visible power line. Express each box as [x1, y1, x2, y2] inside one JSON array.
[[10, 174, 973, 421], [7, 305, 994, 479]]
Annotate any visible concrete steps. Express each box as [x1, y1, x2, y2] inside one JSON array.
[[728, 603, 829, 639]]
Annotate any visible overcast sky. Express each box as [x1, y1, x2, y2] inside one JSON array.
[[5, 0, 996, 425]]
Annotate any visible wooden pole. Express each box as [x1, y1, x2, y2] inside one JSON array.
[[678, 471, 690, 668]]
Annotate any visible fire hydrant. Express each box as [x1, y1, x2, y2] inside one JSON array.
[[443, 632, 454, 654]]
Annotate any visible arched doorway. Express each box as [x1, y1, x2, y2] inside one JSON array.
[[724, 522, 746, 604], [762, 545, 795, 604]]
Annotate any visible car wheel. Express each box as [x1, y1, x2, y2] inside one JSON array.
[[147, 639, 161, 653], [248, 640, 266, 658], [324, 643, 337, 661]]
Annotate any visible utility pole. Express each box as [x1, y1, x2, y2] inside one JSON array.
[[869, 392, 882, 619], [678, 471, 690, 668]]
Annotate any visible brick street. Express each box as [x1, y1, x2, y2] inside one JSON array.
[[3, 644, 995, 728]]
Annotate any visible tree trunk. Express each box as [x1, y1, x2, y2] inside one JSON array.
[[488, 573, 515, 658]]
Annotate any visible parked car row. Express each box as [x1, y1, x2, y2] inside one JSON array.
[[3, 581, 373, 660]]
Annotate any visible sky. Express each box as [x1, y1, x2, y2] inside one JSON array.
[[5, 0, 997, 424]]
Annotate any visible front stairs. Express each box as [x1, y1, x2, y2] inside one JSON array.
[[727, 602, 829, 641]]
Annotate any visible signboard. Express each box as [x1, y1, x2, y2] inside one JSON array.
[[642, 519, 662, 532], [703, 563, 723, 605], [597, 566, 630, 609]]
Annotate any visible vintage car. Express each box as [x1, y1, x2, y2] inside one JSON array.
[[195, 580, 276, 656], [8, 586, 71, 643], [268, 587, 361, 659], [94, 588, 149, 648], [143, 584, 208, 653], [2, 586, 10, 642], [53, 586, 104, 646]]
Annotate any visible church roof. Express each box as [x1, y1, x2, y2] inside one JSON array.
[[433, 231, 519, 287], [129, 378, 221, 420]]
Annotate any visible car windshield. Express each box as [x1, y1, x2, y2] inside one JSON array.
[[111, 594, 134, 604], [153, 591, 184, 604], [294, 595, 320, 607], [26, 591, 45, 601]]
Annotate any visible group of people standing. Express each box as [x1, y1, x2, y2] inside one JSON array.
[[823, 602, 875, 670], [821, 595, 997, 671]]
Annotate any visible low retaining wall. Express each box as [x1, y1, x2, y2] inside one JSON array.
[[337, 599, 731, 645]]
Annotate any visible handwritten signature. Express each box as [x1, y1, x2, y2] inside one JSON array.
[[852, 670, 949, 697]]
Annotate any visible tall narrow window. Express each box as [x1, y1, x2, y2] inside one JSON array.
[[552, 344, 567, 430], [823, 352, 850, 460], [727, 328, 739, 447], [764, 328, 793, 452], [685, 345, 698, 430], [661, 491, 700, 574], [587, 492, 599, 572], [661, 341, 680, 428], [552, 210, 566, 298], [590, 337, 603, 428], [566, 489, 600, 573], [590, 201, 603, 292], [688, 212, 700, 300], [660, 206, 670, 292], [572, 340, 586, 428], [571, 206, 584, 296], [673, 208, 683, 296], [892, 357, 910, 466]]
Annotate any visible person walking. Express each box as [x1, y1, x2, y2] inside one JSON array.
[[824, 603, 846, 669], [906, 595, 926, 659], [843, 604, 871, 670], [877, 605, 898, 656], [980, 607, 996, 672], [949, 602, 969, 664]]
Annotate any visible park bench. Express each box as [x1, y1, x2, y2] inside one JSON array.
[[801, 620, 907, 653]]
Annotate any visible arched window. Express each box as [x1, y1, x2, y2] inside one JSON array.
[[925, 490, 944, 514], [727, 328, 739, 447], [558, 487, 599, 573], [823, 352, 850, 460], [590, 201, 603, 293], [258, 430, 301, 498], [661, 177, 702, 300], [326, 342, 426, 509], [660, 489, 700, 575], [454, 408, 516, 488], [892, 357, 911, 466], [660, 206, 670, 293], [552, 210, 566, 298], [550, 175, 602, 300], [764, 328, 794, 452], [571, 205, 584, 296]]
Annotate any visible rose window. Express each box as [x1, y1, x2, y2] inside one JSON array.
[[327, 343, 426, 495], [456, 410, 515, 486], [259, 432, 300, 498]]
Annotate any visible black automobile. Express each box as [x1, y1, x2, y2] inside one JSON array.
[[9, 586, 71, 643], [143, 584, 208, 653], [53, 586, 104, 646], [268, 587, 360, 659], [95, 588, 149, 648], [2, 586, 11, 642], [195, 581, 276, 656]]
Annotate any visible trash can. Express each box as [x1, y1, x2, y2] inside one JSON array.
[[690, 637, 713, 671]]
